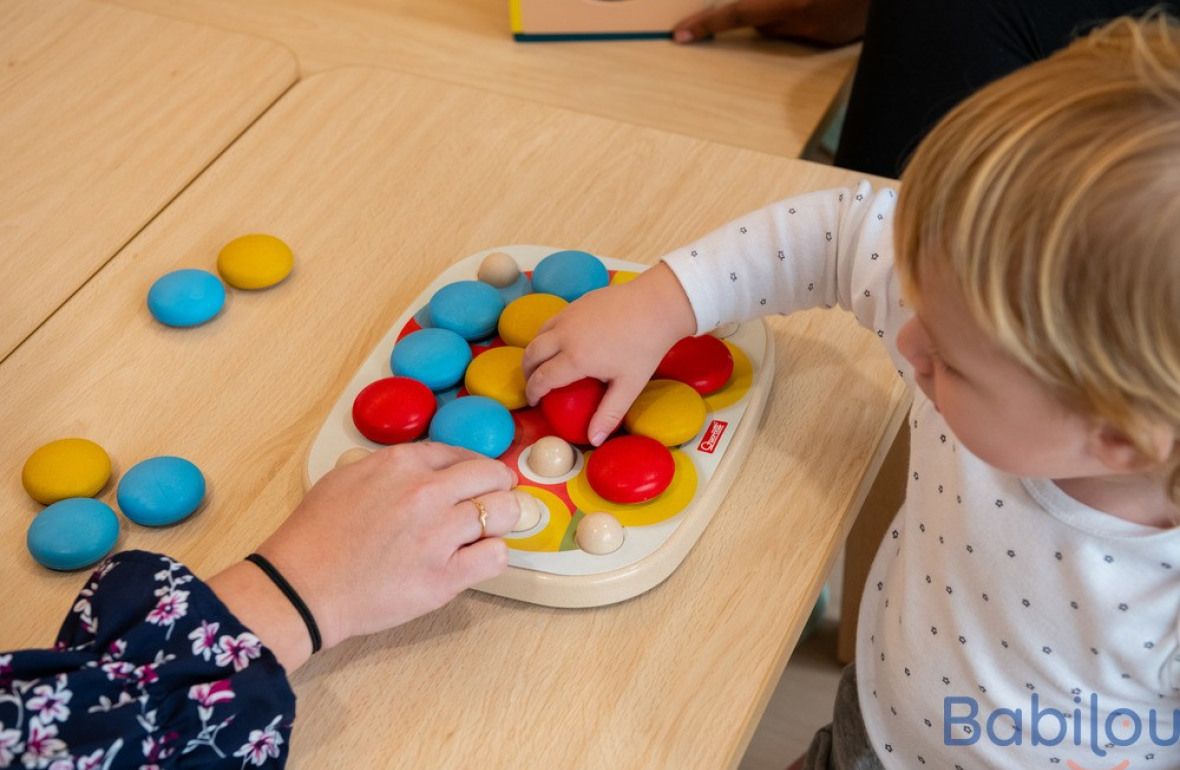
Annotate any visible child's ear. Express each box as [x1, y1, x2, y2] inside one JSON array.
[[1087, 421, 1174, 473]]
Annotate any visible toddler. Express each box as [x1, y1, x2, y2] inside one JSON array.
[[522, 16, 1180, 769]]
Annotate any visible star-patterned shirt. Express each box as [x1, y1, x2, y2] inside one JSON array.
[[662, 182, 1180, 769]]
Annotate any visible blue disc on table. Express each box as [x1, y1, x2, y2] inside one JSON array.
[[117, 456, 206, 527], [27, 498, 119, 571], [531, 250, 608, 303], [497, 273, 532, 305], [391, 328, 472, 392], [147, 269, 226, 327], [427, 281, 505, 341], [429, 396, 515, 458]]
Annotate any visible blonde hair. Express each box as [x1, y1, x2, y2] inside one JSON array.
[[895, 14, 1180, 501]]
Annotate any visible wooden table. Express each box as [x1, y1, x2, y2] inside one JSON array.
[[0, 0, 297, 362], [107, 0, 859, 159], [0, 69, 906, 769]]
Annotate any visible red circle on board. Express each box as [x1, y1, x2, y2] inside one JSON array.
[[539, 377, 606, 445], [586, 435, 675, 504], [352, 377, 437, 444], [655, 335, 734, 395]]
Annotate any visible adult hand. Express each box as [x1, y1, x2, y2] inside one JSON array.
[[522, 262, 696, 447], [673, 0, 869, 47], [208, 441, 519, 671]]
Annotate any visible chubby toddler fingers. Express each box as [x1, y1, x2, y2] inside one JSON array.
[[524, 355, 586, 407], [587, 375, 647, 446], [522, 329, 560, 381]]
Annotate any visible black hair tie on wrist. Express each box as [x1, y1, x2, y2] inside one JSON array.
[[245, 553, 322, 654]]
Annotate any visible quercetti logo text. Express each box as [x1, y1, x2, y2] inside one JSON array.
[[697, 419, 728, 453], [945, 695, 1179, 769]]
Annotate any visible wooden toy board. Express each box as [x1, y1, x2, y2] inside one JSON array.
[[511, 0, 718, 41], [306, 245, 773, 607]]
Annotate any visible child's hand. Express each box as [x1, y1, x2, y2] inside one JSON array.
[[523, 263, 697, 446]]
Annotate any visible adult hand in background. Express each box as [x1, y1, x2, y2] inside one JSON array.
[[673, 0, 869, 47]]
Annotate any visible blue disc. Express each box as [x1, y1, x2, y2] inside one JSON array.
[[428, 281, 505, 341], [148, 269, 226, 328], [392, 328, 472, 392], [497, 273, 532, 305], [429, 396, 515, 458], [531, 250, 608, 302], [28, 498, 119, 571], [117, 456, 206, 527]]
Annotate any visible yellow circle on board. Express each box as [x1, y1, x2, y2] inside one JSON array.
[[497, 293, 568, 348], [22, 438, 112, 505], [702, 341, 754, 411], [567, 449, 697, 527], [505, 486, 571, 552], [610, 270, 640, 286], [623, 379, 707, 446], [216, 234, 294, 290], [464, 346, 528, 410]]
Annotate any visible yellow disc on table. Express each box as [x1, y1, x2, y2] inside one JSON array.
[[464, 346, 528, 410], [497, 293, 567, 348], [623, 379, 707, 446], [216, 234, 294, 290], [22, 438, 112, 505], [610, 270, 640, 286]]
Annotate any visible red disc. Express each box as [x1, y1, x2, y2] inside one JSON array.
[[539, 377, 606, 445], [655, 335, 734, 395], [586, 435, 675, 504], [352, 377, 437, 444]]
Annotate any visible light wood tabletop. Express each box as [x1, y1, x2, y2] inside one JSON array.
[[1, 69, 906, 769], [107, 0, 859, 158], [0, 0, 297, 362]]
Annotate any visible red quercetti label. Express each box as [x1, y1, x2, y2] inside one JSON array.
[[697, 419, 729, 453]]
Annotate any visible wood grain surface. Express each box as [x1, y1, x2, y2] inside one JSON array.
[[0, 0, 297, 360], [107, 0, 859, 158], [1, 68, 906, 769]]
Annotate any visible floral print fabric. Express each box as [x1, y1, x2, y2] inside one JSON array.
[[0, 551, 295, 769]]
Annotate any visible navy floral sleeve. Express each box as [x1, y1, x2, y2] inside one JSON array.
[[0, 551, 296, 769]]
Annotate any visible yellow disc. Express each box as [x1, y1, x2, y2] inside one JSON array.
[[505, 486, 572, 552], [623, 379, 707, 446], [610, 270, 640, 286], [497, 293, 568, 348], [22, 438, 112, 505], [702, 341, 754, 411], [216, 234, 294, 290], [567, 449, 697, 527], [464, 346, 528, 410]]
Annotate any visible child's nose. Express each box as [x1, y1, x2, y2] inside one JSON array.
[[897, 318, 934, 377]]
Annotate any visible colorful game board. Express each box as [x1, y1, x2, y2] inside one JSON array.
[[306, 246, 773, 607]]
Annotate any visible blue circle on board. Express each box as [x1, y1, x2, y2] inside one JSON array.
[[148, 269, 226, 328], [429, 396, 515, 458], [428, 281, 505, 341], [531, 250, 608, 302], [117, 456, 206, 527], [496, 273, 532, 304], [28, 498, 119, 571], [391, 328, 472, 392]]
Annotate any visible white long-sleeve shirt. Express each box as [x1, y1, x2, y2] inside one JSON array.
[[662, 182, 1180, 769]]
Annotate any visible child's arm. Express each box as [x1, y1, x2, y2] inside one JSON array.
[[523, 181, 906, 444]]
